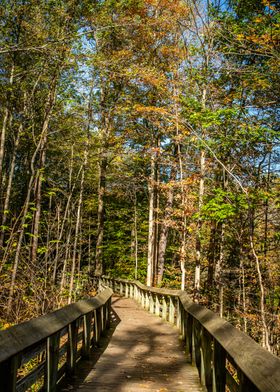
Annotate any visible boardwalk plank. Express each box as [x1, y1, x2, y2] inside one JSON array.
[[60, 296, 203, 392]]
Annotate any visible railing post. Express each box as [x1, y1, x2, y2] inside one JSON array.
[[149, 293, 154, 313], [141, 290, 145, 308], [67, 319, 78, 374], [176, 298, 181, 329], [185, 313, 193, 359], [193, 320, 202, 376], [213, 340, 226, 392], [162, 295, 167, 320], [130, 283, 133, 298], [0, 355, 19, 392], [120, 282, 123, 296], [169, 296, 175, 324], [155, 294, 160, 316], [93, 308, 101, 346], [125, 283, 129, 298], [180, 305, 186, 339], [200, 328, 213, 391], [82, 313, 92, 359], [100, 306, 104, 333], [46, 332, 60, 392], [106, 297, 111, 328], [146, 292, 151, 310]]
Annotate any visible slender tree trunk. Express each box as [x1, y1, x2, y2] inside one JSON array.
[[153, 158, 159, 286], [95, 156, 107, 275], [134, 198, 138, 280], [44, 195, 53, 269], [7, 174, 36, 314], [215, 223, 225, 317], [206, 221, 217, 305], [52, 146, 82, 281], [6, 80, 57, 313], [240, 257, 248, 333], [0, 64, 14, 188], [52, 204, 61, 283], [0, 124, 21, 248], [60, 214, 72, 293], [263, 151, 271, 263], [250, 232, 271, 351], [147, 150, 156, 286], [31, 140, 47, 263], [68, 146, 88, 303], [31, 81, 57, 263], [157, 165, 176, 285], [194, 149, 205, 301], [88, 222, 92, 270]]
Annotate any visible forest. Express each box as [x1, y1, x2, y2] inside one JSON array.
[[0, 0, 279, 355]]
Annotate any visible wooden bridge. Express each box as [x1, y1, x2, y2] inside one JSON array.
[[0, 277, 280, 392]]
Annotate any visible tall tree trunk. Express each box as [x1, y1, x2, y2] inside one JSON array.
[[60, 213, 72, 293], [31, 80, 57, 263], [68, 145, 88, 303], [194, 149, 205, 301], [0, 124, 21, 249], [250, 231, 271, 351], [0, 63, 14, 188], [153, 156, 159, 286], [157, 165, 176, 285], [215, 223, 225, 317], [147, 150, 156, 286], [6, 81, 57, 314], [95, 155, 107, 275], [206, 221, 217, 305], [52, 203, 61, 283], [133, 197, 138, 280]]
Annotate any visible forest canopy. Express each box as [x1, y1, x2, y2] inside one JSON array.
[[0, 0, 279, 354]]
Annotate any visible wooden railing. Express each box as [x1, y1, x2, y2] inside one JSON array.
[[98, 276, 280, 392], [0, 288, 112, 392]]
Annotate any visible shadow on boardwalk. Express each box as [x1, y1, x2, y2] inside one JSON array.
[[59, 296, 202, 392]]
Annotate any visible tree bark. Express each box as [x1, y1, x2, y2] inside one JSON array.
[[95, 155, 107, 275], [157, 165, 176, 285], [194, 149, 205, 302], [0, 63, 14, 189], [31, 81, 57, 264], [68, 146, 88, 303], [147, 150, 156, 286]]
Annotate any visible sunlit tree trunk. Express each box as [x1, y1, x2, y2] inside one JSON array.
[[157, 165, 176, 286], [95, 155, 107, 275], [147, 150, 155, 286], [194, 149, 205, 301]]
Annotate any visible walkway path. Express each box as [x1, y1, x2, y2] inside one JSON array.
[[60, 296, 203, 392]]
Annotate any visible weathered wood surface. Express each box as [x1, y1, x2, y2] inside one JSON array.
[[60, 296, 203, 392]]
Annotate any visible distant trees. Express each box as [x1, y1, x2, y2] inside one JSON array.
[[0, 0, 279, 354]]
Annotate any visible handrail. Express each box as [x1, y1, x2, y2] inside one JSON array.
[[98, 276, 280, 392], [0, 287, 112, 392]]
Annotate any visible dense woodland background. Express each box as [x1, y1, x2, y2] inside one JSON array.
[[0, 0, 279, 354]]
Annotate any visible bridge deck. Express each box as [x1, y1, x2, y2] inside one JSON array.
[[60, 295, 203, 392]]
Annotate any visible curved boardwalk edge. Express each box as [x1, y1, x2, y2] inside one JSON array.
[[61, 295, 203, 392], [99, 276, 280, 392], [0, 288, 113, 392]]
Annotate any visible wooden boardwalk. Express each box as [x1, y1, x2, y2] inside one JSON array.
[[60, 296, 203, 392]]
